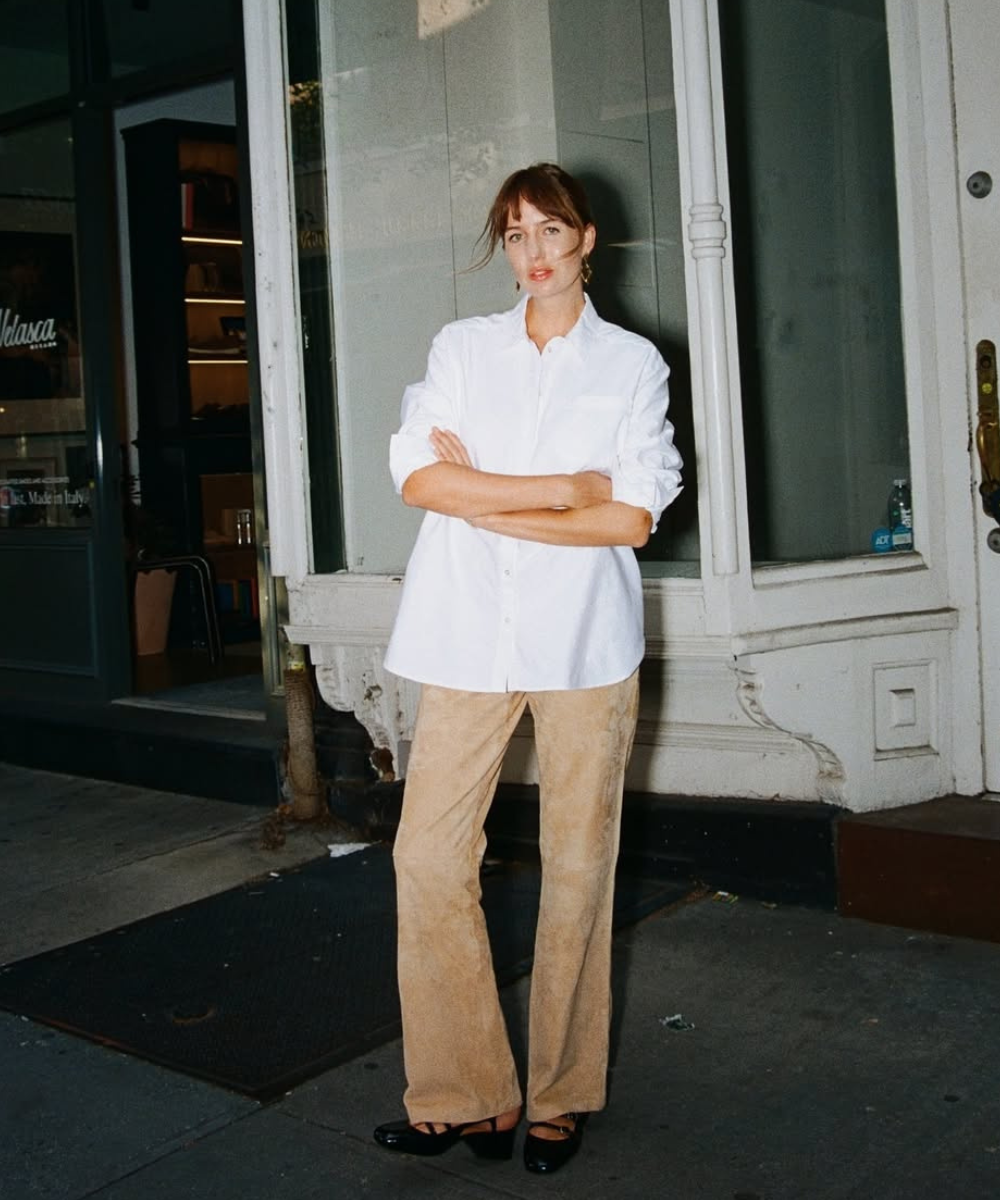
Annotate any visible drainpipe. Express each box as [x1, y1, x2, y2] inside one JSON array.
[[283, 642, 324, 820]]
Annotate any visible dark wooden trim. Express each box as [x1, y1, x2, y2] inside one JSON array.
[[838, 798, 1000, 944]]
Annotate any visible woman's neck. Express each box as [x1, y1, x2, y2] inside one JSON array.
[[525, 292, 585, 352]]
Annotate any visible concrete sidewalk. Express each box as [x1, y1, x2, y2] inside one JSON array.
[[2, 763, 999, 1200]]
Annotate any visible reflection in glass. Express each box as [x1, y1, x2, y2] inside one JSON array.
[[290, 0, 693, 574], [721, 0, 909, 563], [0, 0, 70, 117], [102, 0, 235, 78], [0, 121, 89, 531]]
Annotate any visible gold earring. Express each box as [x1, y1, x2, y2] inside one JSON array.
[[581, 255, 593, 285]]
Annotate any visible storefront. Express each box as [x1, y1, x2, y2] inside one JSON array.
[[0, 1, 282, 717], [243, 0, 1000, 810], [3, 1, 997, 815]]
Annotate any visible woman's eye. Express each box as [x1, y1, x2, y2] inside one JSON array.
[[544, 225, 561, 235], [506, 232, 521, 243]]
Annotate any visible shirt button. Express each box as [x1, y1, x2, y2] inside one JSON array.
[[503, 569, 511, 577], [504, 617, 511, 624]]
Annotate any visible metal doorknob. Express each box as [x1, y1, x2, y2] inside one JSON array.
[[967, 171, 993, 198]]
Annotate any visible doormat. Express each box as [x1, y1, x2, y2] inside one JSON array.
[[0, 847, 691, 1099]]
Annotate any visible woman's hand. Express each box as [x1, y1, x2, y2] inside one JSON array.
[[569, 470, 612, 509], [430, 427, 474, 468]]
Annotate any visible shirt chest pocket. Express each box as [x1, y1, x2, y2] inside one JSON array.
[[534, 393, 629, 473]]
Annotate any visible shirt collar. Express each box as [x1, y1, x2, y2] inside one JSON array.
[[503, 293, 602, 362]]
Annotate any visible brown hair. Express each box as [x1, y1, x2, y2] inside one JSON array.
[[470, 162, 594, 271]]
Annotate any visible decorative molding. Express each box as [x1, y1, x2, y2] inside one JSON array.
[[735, 666, 845, 798], [731, 608, 959, 656], [872, 659, 937, 754], [297, 626, 733, 663], [313, 645, 419, 779], [635, 716, 796, 758], [289, 580, 957, 662], [287, 626, 394, 649], [643, 637, 733, 664], [286, 571, 719, 656], [688, 202, 727, 259]]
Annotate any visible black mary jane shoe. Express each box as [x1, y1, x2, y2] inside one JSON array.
[[373, 1116, 516, 1160], [523, 1112, 587, 1174]]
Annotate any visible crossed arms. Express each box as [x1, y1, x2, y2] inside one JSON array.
[[401, 427, 653, 549]]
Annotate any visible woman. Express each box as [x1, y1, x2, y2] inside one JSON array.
[[374, 163, 682, 1174]]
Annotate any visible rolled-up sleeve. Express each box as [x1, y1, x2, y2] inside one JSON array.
[[611, 346, 683, 532], [388, 328, 461, 494]]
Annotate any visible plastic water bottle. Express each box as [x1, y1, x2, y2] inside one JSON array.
[[888, 479, 913, 550]]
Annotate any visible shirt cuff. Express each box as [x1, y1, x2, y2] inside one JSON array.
[[389, 432, 439, 494], [611, 462, 683, 534]]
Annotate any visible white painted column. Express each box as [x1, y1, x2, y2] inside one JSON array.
[[671, 0, 742, 580], [241, 0, 312, 583]]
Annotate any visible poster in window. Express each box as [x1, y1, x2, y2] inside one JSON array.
[[0, 230, 88, 528]]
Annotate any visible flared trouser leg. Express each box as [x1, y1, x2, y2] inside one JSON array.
[[525, 670, 639, 1121], [393, 684, 528, 1124]]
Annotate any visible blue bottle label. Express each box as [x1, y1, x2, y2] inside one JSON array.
[[871, 527, 893, 553]]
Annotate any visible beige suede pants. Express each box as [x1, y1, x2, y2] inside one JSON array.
[[392, 669, 639, 1126]]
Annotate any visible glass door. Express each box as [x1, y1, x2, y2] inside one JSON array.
[[122, 117, 272, 706]]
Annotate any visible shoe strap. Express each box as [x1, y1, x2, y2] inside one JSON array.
[[418, 1116, 504, 1136], [460, 1115, 499, 1135], [412, 1121, 454, 1135], [528, 1119, 575, 1137]]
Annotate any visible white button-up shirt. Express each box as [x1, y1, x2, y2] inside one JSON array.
[[384, 295, 682, 692]]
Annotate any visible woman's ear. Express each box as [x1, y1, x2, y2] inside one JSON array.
[[583, 224, 597, 257]]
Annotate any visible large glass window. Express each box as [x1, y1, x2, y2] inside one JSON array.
[[0, 120, 89, 532], [721, 0, 909, 564], [102, 0, 236, 78], [0, 0, 70, 117], [287, 0, 695, 575]]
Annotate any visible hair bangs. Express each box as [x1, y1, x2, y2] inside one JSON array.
[[470, 163, 594, 272]]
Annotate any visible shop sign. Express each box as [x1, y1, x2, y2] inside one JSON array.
[[0, 231, 79, 403], [0, 231, 86, 528]]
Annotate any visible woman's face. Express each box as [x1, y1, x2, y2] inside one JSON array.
[[502, 198, 595, 302]]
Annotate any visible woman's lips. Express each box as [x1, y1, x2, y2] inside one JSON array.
[[529, 269, 553, 282]]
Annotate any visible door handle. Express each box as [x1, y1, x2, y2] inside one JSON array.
[[975, 340, 1000, 537]]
